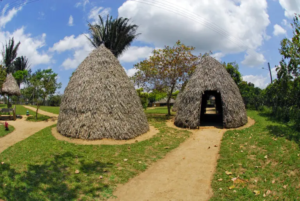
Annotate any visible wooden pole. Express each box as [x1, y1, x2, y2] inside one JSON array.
[[268, 62, 273, 84]]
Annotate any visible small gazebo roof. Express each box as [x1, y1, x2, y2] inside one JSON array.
[[1, 73, 21, 96]]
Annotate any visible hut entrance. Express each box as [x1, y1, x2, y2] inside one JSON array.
[[200, 91, 223, 128]]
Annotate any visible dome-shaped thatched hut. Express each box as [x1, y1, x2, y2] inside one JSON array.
[[57, 44, 149, 140], [174, 56, 247, 129], [1, 73, 21, 96]]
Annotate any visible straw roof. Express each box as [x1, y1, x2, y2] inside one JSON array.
[[174, 56, 247, 128], [154, 97, 175, 104], [57, 44, 149, 140], [1, 73, 21, 96]]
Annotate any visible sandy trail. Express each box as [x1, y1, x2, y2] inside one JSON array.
[[108, 117, 255, 201], [0, 106, 58, 154]]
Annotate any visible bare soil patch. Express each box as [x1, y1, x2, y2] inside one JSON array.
[[51, 125, 159, 145]]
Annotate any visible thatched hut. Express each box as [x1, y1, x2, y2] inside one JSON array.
[[174, 56, 247, 128], [57, 44, 149, 140], [1, 73, 21, 96]]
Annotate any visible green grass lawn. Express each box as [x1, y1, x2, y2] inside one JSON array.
[[0, 125, 14, 138], [29, 105, 60, 115], [0, 115, 191, 200], [145, 106, 175, 115], [0, 105, 50, 122], [210, 110, 300, 200]]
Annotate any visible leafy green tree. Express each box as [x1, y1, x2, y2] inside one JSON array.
[[87, 14, 140, 57], [223, 62, 242, 85], [2, 38, 20, 73], [136, 88, 149, 110], [13, 56, 31, 86], [0, 65, 7, 90], [27, 69, 62, 119], [133, 41, 205, 115], [48, 94, 62, 106]]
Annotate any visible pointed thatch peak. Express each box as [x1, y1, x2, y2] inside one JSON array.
[[1, 73, 21, 96], [174, 56, 247, 128], [57, 45, 149, 140]]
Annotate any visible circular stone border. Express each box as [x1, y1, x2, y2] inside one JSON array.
[[51, 125, 159, 145], [166, 116, 255, 132]]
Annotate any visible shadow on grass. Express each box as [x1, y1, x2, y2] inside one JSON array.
[[0, 152, 113, 201], [266, 124, 300, 146]]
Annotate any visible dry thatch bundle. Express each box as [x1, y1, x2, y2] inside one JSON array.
[[174, 56, 247, 128], [1, 73, 21, 96], [57, 44, 149, 140]]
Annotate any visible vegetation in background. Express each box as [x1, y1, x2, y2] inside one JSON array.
[[26, 69, 61, 120], [132, 40, 207, 115], [87, 14, 140, 57], [2, 37, 20, 74], [263, 13, 300, 130], [136, 88, 149, 109]]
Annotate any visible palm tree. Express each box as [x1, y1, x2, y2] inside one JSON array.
[[87, 14, 140, 57], [13, 56, 31, 87], [2, 37, 21, 73]]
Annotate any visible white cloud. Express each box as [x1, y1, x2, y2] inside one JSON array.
[[242, 49, 266, 67], [278, 0, 300, 18], [0, 4, 22, 28], [273, 24, 286, 36], [75, 0, 90, 8], [68, 15, 74, 26], [0, 27, 51, 67], [211, 52, 225, 61], [88, 7, 111, 24], [282, 19, 288, 26], [118, 0, 270, 55], [242, 75, 268, 89], [50, 34, 94, 69], [124, 68, 138, 77], [119, 46, 153, 63]]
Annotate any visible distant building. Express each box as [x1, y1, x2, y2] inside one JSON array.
[[152, 98, 175, 107]]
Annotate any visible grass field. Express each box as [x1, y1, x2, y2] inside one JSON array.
[[29, 105, 60, 115], [145, 106, 175, 115], [0, 125, 14, 138], [0, 104, 50, 122], [0, 115, 191, 200], [210, 110, 300, 200]]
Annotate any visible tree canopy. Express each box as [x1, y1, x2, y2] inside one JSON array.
[[87, 14, 140, 57], [132, 40, 206, 115]]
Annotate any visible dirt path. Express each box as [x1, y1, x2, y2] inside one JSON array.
[[0, 106, 58, 154], [108, 117, 255, 201]]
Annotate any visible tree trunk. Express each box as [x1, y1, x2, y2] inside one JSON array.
[[167, 84, 176, 116], [36, 102, 39, 120]]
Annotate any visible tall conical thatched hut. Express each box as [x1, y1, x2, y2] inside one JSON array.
[[1, 73, 21, 96], [57, 44, 149, 140], [174, 56, 247, 129]]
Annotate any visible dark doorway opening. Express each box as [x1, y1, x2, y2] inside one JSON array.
[[200, 91, 223, 128]]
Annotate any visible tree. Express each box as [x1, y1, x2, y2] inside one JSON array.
[[0, 65, 7, 90], [27, 69, 62, 119], [132, 40, 206, 115], [2, 38, 20, 73], [13, 56, 31, 87], [136, 88, 149, 110], [87, 14, 140, 57], [223, 62, 242, 85]]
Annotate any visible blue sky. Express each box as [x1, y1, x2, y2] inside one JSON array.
[[0, 0, 299, 93]]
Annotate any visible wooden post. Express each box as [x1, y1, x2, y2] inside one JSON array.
[[13, 105, 16, 120]]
